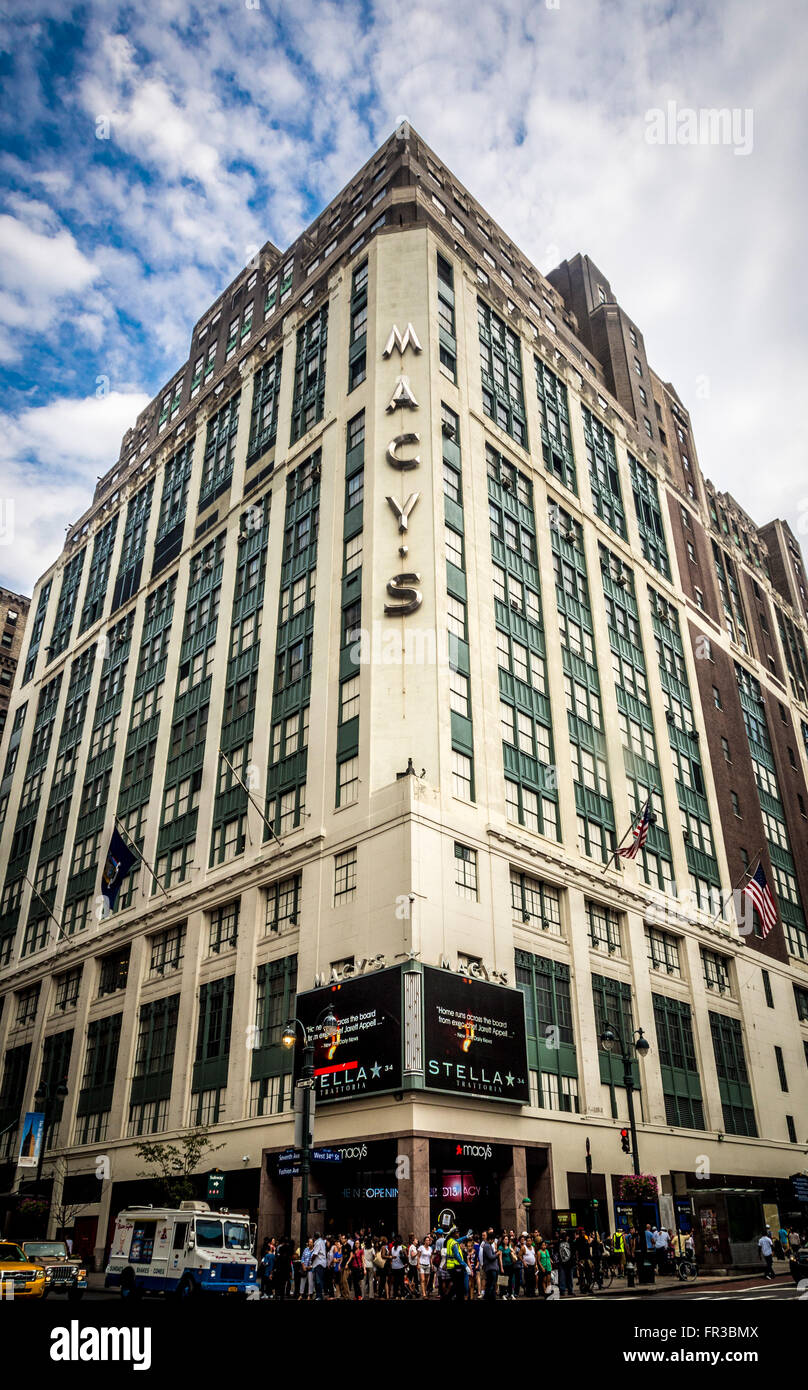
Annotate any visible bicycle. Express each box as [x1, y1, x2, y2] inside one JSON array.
[[591, 1260, 614, 1290], [674, 1254, 698, 1282]]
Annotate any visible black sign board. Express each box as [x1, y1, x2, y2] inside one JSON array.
[[295, 966, 403, 1103], [791, 1173, 808, 1205], [422, 967, 529, 1103], [207, 1169, 225, 1199]]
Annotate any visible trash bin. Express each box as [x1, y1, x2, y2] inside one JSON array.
[[637, 1257, 656, 1285]]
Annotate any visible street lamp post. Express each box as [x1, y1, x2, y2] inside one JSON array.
[[598, 1022, 650, 1177], [282, 1009, 337, 1251], [32, 1080, 69, 1198]]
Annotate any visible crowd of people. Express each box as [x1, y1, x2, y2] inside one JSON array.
[[256, 1222, 700, 1300]]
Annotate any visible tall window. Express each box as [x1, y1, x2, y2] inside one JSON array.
[[291, 304, 328, 443], [334, 848, 357, 903], [454, 843, 478, 901], [478, 298, 527, 446]]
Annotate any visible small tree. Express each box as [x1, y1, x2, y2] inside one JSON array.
[[46, 1155, 93, 1237], [134, 1127, 225, 1206]]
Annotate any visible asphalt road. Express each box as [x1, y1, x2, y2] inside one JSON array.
[[587, 1281, 800, 1302]]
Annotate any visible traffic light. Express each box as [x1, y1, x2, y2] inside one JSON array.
[[620, 1127, 631, 1154]]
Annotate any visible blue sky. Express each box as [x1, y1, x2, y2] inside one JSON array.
[[0, 0, 806, 592]]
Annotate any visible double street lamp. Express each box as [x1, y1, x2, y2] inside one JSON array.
[[282, 1009, 337, 1250], [599, 1023, 650, 1177]]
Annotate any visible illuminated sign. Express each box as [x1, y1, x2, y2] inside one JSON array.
[[422, 967, 529, 1103], [295, 965, 403, 1103]]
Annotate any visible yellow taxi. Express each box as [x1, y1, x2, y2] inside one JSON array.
[[0, 1240, 49, 1299]]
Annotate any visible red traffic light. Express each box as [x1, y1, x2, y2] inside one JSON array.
[[619, 1128, 631, 1154]]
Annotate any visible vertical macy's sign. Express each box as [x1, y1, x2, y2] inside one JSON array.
[[382, 323, 424, 616]]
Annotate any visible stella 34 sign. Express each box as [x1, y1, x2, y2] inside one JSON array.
[[382, 322, 424, 617]]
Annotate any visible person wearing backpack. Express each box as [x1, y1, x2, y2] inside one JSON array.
[[558, 1231, 575, 1297]]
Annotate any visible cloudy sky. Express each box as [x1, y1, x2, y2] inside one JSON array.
[[0, 0, 805, 594]]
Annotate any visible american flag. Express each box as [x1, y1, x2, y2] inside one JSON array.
[[617, 798, 654, 859], [742, 862, 778, 936]]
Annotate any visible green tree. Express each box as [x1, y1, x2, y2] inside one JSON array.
[[134, 1127, 224, 1206]]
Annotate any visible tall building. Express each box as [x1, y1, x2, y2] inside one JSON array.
[[0, 589, 30, 742], [1, 126, 807, 1269]]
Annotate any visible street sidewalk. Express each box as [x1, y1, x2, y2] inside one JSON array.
[[594, 1266, 788, 1297]]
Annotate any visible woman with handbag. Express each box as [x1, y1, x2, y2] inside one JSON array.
[[375, 1239, 390, 1299]]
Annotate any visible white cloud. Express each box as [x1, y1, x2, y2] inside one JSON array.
[[0, 390, 149, 593], [0, 205, 100, 361]]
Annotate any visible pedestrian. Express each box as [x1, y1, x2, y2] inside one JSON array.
[[310, 1231, 327, 1301], [346, 1238, 364, 1299], [758, 1229, 775, 1280], [327, 1236, 341, 1297], [538, 1239, 553, 1297], [376, 1238, 391, 1298], [480, 1228, 500, 1300], [445, 1226, 467, 1300], [558, 1231, 575, 1297], [390, 1235, 407, 1299], [407, 1233, 420, 1296], [418, 1234, 432, 1298], [260, 1238, 275, 1297], [362, 1237, 375, 1298], [273, 1236, 293, 1300], [500, 1234, 516, 1299], [520, 1235, 537, 1297], [653, 1225, 670, 1274], [590, 1229, 604, 1288], [612, 1226, 625, 1276]]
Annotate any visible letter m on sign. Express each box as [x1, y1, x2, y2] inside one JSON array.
[[383, 324, 423, 358]]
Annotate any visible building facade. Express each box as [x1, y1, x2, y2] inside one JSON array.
[[1, 126, 807, 1268], [0, 589, 30, 744]]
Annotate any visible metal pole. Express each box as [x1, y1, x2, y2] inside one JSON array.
[[299, 1041, 313, 1251], [35, 1096, 51, 1196], [624, 1056, 640, 1177], [585, 1137, 596, 1233]]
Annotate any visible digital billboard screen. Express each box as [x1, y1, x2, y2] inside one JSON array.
[[422, 967, 529, 1103], [295, 965, 403, 1103]]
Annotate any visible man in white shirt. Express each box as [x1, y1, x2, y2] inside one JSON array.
[[653, 1226, 670, 1274], [758, 1231, 774, 1280], [311, 1232, 328, 1300]]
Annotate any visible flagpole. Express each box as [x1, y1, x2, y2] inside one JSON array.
[[601, 794, 652, 874], [217, 748, 284, 848], [113, 815, 170, 900], [710, 846, 764, 926], [24, 875, 68, 943]]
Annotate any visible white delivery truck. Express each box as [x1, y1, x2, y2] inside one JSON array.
[[104, 1201, 260, 1299]]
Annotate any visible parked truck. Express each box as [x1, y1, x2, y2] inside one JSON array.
[[104, 1201, 259, 1298]]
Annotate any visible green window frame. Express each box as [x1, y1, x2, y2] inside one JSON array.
[[477, 298, 527, 447], [291, 303, 328, 443]]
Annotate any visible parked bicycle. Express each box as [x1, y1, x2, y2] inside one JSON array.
[[674, 1254, 698, 1282]]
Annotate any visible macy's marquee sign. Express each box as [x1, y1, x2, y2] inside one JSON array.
[[382, 322, 425, 617]]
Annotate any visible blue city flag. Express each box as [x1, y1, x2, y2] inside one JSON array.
[[100, 827, 136, 908]]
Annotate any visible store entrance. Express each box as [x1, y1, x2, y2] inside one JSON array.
[[429, 1140, 508, 1234]]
